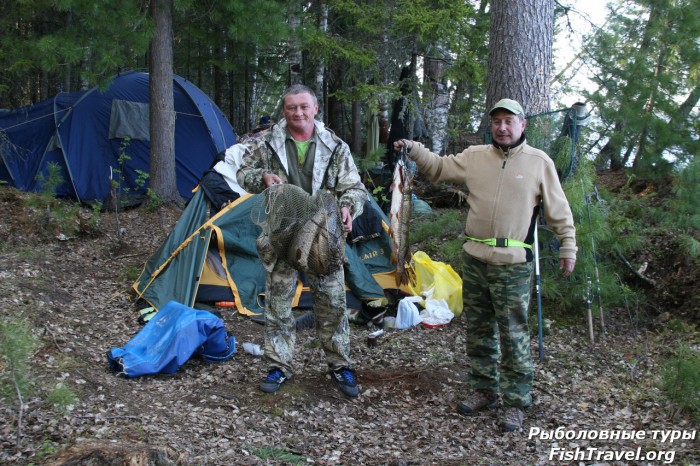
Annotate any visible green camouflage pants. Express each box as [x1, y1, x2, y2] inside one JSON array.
[[462, 252, 534, 407], [263, 258, 352, 377]]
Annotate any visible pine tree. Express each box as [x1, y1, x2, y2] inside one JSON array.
[[585, 0, 700, 174]]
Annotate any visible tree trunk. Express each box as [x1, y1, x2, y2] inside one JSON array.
[[424, 56, 449, 154], [631, 7, 669, 169], [149, 0, 180, 205], [486, 0, 553, 117], [288, 1, 302, 86], [213, 30, 225, 110], [315, 1, 328, 123], [597, 121, 625, 170], [351, 98, 361, 157], [64, 11, 73, 92]]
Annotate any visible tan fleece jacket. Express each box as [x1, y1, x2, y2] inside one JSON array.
[[408, 140, 577, 265]]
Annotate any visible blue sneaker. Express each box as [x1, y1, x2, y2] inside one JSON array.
[[260, 368, 288, 393], [331, 367, 359, 398]]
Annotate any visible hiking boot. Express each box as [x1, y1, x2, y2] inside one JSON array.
[[456, 391, 498, 416], [259, 368, 288, 393], [330, 367, 359, 398], [501, 406, 525, 432]]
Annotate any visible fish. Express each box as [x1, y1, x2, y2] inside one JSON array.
[[388, 151, 417, 287]]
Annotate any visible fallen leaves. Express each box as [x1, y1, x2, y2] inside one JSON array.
[[0, 191, 698, 465]]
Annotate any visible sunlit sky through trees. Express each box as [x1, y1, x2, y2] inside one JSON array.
[[554, 0, 611, 106]]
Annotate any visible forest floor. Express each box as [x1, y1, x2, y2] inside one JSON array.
[[0, 183, 698, 466]]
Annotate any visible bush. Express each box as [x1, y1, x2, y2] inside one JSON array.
[[47, 384, 77, 413], [659, 342, 700, 419], [0, 318, 38, 404]]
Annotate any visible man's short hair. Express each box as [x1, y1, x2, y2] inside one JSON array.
[[281, 84, 318, 108]]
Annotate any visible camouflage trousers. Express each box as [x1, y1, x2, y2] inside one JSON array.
[[462, 252, 534, 408], [262, 258, 352, 377]]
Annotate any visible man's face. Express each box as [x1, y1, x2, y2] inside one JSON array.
[[283, 92, 318, 134], [490, 110, 526, 146]]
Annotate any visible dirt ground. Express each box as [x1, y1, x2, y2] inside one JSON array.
[[0, 186, 698, 465]]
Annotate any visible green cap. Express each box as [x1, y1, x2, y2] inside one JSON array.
[[489, 98, 525, 117]]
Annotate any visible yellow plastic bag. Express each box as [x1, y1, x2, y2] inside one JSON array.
[[408, 251, 463, 317]]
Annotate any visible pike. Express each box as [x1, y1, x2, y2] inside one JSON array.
[[389, 145, 416, 287]]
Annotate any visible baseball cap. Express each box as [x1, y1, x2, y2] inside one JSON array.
[[489, 98, 525, 116]]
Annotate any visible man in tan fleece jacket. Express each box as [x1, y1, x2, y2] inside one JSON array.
[[394, 98, 576, 432]]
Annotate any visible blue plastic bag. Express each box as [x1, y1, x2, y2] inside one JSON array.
[[106, 301, 236, 378]]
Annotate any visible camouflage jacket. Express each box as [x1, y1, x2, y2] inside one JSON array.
[[236, 119, 367, 218]]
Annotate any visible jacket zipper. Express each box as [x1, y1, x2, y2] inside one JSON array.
[[266, 140, 288, 177], [489, 147, 509, 247]]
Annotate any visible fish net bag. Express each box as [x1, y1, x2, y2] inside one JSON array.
[[251, 184, 345, 275]]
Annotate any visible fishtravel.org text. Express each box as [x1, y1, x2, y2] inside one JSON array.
[[529, 427, 697, 464]]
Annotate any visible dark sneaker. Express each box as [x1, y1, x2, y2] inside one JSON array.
[[456, 391, 498, 416], [501, 406, 524, 432], [331, 367, 359, 398], [259, 368, 288, 393]]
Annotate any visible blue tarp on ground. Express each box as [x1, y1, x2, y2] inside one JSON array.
[[106, 301, 236, 378]]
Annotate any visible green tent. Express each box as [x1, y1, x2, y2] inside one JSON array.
[[133, 188, 408, 319]]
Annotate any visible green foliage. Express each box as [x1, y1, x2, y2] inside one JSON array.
[[33, 162, 65, 203], [583, 0, 700, 171], [535, 156, 698, 319], [666, 318, 696, 334], [410, 210, 465, 265], [111, 137, 133, 208], [123, 265, 142, 282], [251, 446, 304, 464], [659, 342, 700, 419], [134, 169, 149, 190], [0, 318, 39, 405], [662, 158, 700, 233], [676, 234, 700, 262], [144, 188, 163, 212], [35, 437, 59, 461], [85, 201, 103, 233], [0, 0, 152, 103], [355, 146, 386, 174], [410, 210, 462, 245], [357, 147, 392, 206], [26, 163, 82, 238], [47, 383, 77, 413]]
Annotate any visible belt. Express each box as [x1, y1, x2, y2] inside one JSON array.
[[466, 236, 532, 249]]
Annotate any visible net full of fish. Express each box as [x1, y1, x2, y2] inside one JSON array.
[[389, 147, 417, 287], [250, 183, 345, 276]]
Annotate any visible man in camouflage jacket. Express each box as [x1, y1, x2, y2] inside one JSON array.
[[237, 84, 367, 398]]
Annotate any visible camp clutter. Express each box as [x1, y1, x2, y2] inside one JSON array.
[[132, 184, 415, 322], [131, 183, 461, 331], [118, 189, 461, 376], [123, 134, 462, 376], [393, 252, 462, 329]]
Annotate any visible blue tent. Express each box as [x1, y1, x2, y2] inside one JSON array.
[[0, 71, 236, 204]]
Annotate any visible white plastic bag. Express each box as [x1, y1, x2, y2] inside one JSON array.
[[419, 299, 454, 328], [395, 296, 423, 329], [242, 342, 263, 356]]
